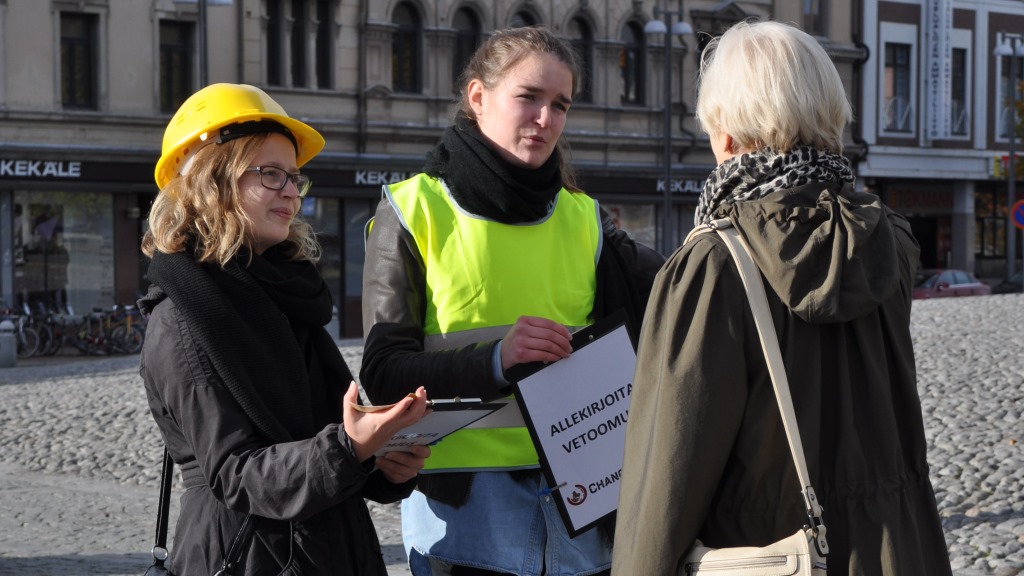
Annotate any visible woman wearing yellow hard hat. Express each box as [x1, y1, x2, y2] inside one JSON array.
[[138, 83, 431, 575]]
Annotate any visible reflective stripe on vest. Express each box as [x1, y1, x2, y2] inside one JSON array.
[[384, 174, 601, 472]]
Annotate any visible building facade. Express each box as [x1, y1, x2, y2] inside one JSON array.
[[858, 0, 1023, 280], [1, 0, 916, 339]]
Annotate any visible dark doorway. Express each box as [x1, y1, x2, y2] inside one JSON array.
[[907, 216, 938, 268]]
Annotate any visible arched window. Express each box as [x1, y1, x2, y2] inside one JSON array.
[[803, 0, 826, 36], [392, 2, 421, 93], [315, 0, 334, 89], [567, 16, 593, 103], [290, 0, 307, 87], [620, 22, 645, 105], [61, 11, 99, 109], [159, 20, 193, 112], [266, 0, 283, 85], [510, 10, 537, 28], [452, 7, 481, 93], [264, 0, 337, 89]]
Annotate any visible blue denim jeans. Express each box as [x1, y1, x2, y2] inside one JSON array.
[[402, 470, 612, 576]]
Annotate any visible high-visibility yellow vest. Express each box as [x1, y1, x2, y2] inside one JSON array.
[[383, 173, 600, 472]]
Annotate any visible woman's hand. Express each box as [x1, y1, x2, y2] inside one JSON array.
[[500, 315, 572, 371], [375, 444, 430, 484], [343, 382, 429, 464]]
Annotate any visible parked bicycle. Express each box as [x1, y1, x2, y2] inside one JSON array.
[[0, 303, 40, 359], [5, 299, 148, 358], [105, 304, 146, 354]]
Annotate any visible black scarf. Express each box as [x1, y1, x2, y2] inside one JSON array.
[[423, 114, 563, 223], [146, 244, 346, 443]]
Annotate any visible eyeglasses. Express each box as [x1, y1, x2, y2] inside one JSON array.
[[244, 166, 312, 198]]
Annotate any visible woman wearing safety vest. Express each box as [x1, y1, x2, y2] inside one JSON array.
[[140, 83, 431, 575], [360, 27, 664, 576]]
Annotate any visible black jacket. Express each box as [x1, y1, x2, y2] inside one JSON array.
[[140, 280, 412, 575]]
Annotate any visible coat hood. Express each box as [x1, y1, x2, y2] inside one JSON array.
[[721, 182, 917, 323]]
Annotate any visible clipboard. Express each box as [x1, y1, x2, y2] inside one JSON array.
[[506, 309, 638, 537], [370, 399, 504, 456]]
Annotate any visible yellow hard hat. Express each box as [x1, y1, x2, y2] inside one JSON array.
[[154, 83, 325, 189]]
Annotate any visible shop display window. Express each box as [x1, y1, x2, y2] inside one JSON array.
[[13, 190, 114, 315], [300, 195, 341, 328], [602, 203, 657, 248]]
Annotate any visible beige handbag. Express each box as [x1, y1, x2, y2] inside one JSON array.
[[680, 219, 829, 576]]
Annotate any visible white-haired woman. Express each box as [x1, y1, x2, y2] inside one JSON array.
[[612, 21, 952, 576]]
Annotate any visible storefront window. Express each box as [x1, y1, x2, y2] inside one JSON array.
[[13, 190, 113, 314], [602, 203, 656, 248], [300, 196, 341, 332], [343, 198, 375, 338], [975, 189, 1007, 258]]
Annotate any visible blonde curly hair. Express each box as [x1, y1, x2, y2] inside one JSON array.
[[142, 133, 320, 265]]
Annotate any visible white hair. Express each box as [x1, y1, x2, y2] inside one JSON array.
[[695, 20, 853, 154]]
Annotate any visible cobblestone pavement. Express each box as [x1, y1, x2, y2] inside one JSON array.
[[1, 296, 1023, 575]]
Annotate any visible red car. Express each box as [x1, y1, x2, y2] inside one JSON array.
[[912, 268, 992, 299]]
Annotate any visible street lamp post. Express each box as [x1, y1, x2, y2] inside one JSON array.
[[994, 37, 1022, 279], [645, 3, 692, 256]]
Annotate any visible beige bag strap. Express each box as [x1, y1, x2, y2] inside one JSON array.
[[687, 218, 829, 556]]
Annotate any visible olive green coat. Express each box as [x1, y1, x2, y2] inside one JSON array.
[[612, 183, 951, 576]]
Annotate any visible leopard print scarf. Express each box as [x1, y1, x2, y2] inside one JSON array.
[[694, 146, 855, 225]]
